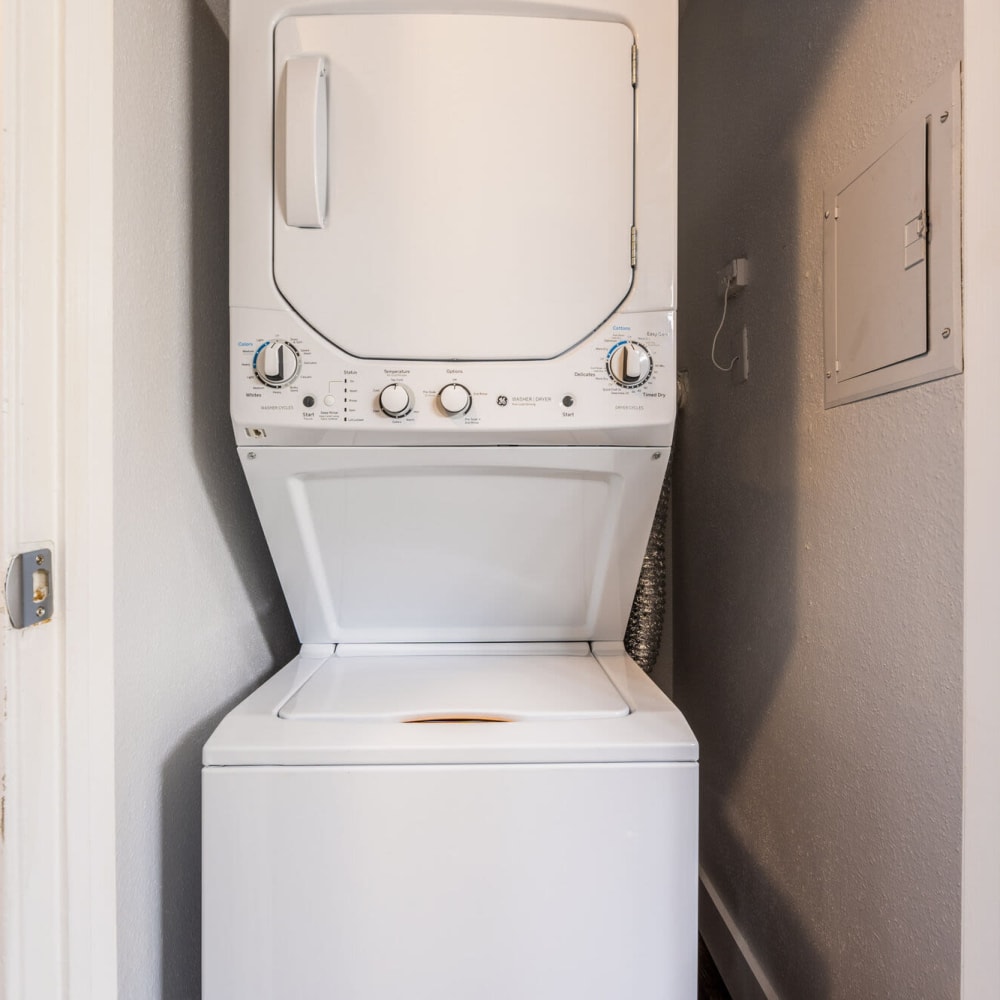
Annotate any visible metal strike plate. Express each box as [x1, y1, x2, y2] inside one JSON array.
[[5, 548, 54, 629]]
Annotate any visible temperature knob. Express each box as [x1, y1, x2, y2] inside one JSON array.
[[253, 340, 300, 387], [607, 341, 652, 387], [379, 383, 413, 418], [438, 383, 472, 416]]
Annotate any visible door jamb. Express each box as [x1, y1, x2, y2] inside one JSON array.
[[0, 0, 117, 997]]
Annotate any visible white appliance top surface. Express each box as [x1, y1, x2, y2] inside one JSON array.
[[204, 643, 698, 766], [278, 644, 628, 722]]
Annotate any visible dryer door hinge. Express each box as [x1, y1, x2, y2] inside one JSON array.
[[631, 44, 638, 87], [630, 226, 637, 268]]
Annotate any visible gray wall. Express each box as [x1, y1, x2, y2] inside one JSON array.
[[113, 2, 298, 997], [674, 1, 963, 997]]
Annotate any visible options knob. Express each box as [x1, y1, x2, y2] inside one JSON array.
[[606, 341, 652, 387], [253, 340, 300, 387], [379, 383, 413, 418], [438, 383, 472, 416]]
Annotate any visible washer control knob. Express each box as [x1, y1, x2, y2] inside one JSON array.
[[254, 340, 300, 387], [438, 382, 472, 416], [379, 383, 413, 418], [607, 341, 652, 387]]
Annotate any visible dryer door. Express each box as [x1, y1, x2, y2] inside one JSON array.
[[273, 13, 636, 361]]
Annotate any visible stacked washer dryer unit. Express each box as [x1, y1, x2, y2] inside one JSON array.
[[204, 0, 698, 997]]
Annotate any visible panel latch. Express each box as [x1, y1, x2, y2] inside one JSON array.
[[904, 209, 927, 270], [4, 548, 54, 629]]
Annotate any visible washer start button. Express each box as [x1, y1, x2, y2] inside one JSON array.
[[562, 395, 575, 408]]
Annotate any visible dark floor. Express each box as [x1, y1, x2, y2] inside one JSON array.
[[698, 937, 732, 1000]]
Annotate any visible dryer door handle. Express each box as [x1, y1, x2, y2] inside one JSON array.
[[283, 55, 328, 229]]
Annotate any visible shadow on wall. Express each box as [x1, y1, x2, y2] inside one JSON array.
[[158, 4, 298, 998], [673, 0, 871, 995], [184, 0, 295, 665]]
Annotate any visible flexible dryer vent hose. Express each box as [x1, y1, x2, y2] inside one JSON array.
[[624, 460, 672, 673]]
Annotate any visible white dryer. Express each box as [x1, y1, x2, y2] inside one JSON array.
[[205, 1, 697, 997]]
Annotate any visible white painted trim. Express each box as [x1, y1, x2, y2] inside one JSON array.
[[1, 0, 69, 995], [961, 1, 1000, 996], [0, 5, 9, 991], [61, 0, 118, 996], [0, 0, 117, 996], [699, 869, 780, 1000]]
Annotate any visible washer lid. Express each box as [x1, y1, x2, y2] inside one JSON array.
[[272, 13, 636, 361], [239, 446, 667, 646], [278, 644, 628, 722], [203, 643, 699, 766]]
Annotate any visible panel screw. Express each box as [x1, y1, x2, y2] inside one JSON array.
[[36, 607, 46, 618], [942, 327, 951, 339], [940, 111, 949, 123], [826, 371, 832, 379], [35, 554, 44, 565], [652, 451, 662, 461], [247, 451, 257, 460], [824, 210, 830, 219]]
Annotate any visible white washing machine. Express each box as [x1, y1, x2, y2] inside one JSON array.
[[204, 1, 698, 998]]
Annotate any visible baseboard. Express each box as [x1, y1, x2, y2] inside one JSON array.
[[699, 868, 781, 1000]]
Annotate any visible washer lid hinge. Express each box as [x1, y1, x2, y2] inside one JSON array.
[[631, 43, 638, 87], [630, 226, 637, 268]]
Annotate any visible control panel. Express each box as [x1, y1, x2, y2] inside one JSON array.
[[232, 309, 676, 446]]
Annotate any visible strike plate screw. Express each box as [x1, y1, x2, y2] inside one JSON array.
[[942, 327, 951, 339]]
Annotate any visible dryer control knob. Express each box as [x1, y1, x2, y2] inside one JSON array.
[[607, 341, 652, 387], [254, 340, 300, 387], [379, 383, 413, 418], [438, 383, 472, 416]]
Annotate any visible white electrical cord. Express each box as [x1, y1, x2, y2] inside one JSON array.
[[710, 277, 738, 372]]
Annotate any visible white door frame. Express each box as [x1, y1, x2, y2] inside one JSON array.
[[0, 0, 117, 997], [961, 0, 1000, 994]]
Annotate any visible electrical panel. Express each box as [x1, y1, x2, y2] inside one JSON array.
[[823, 66, 961, 408]]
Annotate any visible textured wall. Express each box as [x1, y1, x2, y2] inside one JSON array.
[[113, 1, 298, 997], [674, 1, 963, 997]]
